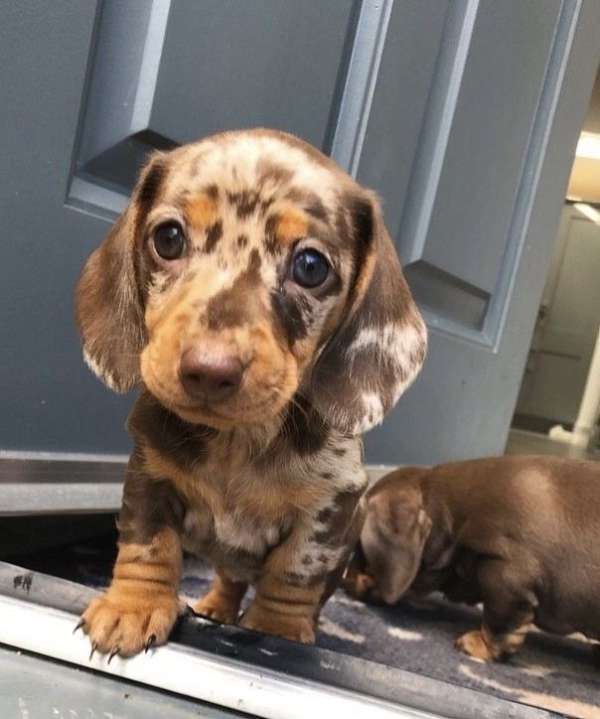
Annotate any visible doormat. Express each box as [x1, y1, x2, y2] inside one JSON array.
[[10, 529, 600, 719]]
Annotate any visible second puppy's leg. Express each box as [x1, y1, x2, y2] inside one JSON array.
[[455, 558, 536, 661]]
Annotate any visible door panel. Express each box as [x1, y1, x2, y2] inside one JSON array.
[[365, 0, 600, 463], [154, 1, 356, 147], [361, 0, 563, 343], [1, 0, 599, 466], [73, 0, 359, 215], [0, 2, 131, 453], [411, 0, 560, 294]]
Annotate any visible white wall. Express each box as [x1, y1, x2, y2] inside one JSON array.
[[515, 204, 600, 426]]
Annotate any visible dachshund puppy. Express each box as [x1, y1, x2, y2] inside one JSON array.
[[345, 456, 600, 662], [75, 129, 427, 657]]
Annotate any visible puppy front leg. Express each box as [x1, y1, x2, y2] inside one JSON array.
[[241, 489, 365, 643], [455, 559, 535, 662], [80, 448, 184, 658], [241, 571, 323, 644], [456, 609, 533, 662], [194, 569, 247, 624]]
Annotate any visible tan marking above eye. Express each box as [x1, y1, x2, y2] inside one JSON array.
[[185, 193, 219, 229], [276, 208, 309, 245]]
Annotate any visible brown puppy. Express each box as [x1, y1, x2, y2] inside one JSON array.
[[345, 456, 600, 662], [75, 129, 427, 657]]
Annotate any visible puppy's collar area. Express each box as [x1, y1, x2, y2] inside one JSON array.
[[130, 389, 309, 458]]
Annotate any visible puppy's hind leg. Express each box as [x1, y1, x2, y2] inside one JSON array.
[[455, 558, 536, 662], [194, 569, 248, 624]]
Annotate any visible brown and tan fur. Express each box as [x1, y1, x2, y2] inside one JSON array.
[[345, 456, 600, 662], [75, 129, 427, 657]]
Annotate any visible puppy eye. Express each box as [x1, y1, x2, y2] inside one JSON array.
[[152, 222, 186, 261], [291, 248, 329, 288]]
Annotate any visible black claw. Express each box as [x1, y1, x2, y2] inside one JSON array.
[[89, 642, 97, 661], [73, 618, 85, 635], [108, 647, 120, 664], [145, 634, 157, 653]]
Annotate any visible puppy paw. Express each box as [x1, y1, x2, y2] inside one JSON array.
[[79, 590, 181, 658], [342, 571, 376, 600], [455, 630, 495, 662], [193, 590, 240, 624], [240, 605, 315, 644]]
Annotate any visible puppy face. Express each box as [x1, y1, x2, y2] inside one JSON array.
[[76, 129, 427, 433]]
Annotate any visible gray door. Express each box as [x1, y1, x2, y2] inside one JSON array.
[[1, 0, 599, 466]]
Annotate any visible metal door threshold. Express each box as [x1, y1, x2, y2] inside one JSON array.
[[0, 562, 554, 719], [0, 645, 243, 719]]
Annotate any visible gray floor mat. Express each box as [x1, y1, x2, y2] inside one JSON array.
[[179, 557, 600, 719], [10, 534, 600, 719]]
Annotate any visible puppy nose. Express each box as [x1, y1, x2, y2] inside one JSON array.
[[179, 348, 244, 401]]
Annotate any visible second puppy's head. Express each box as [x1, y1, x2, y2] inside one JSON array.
[[344, 467, 432, 603], [76, 129, 427, 433]]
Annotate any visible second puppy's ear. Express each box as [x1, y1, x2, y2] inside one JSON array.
[[362, 487, 432, 604]]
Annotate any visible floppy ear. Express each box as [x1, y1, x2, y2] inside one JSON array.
[[310, 190, 427, 434], [362, 485, 432, 604], [75, 154, 166, 392], [75, 207, 144, 392]]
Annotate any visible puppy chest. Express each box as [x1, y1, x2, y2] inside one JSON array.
[[182, 505, 286, 561]]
